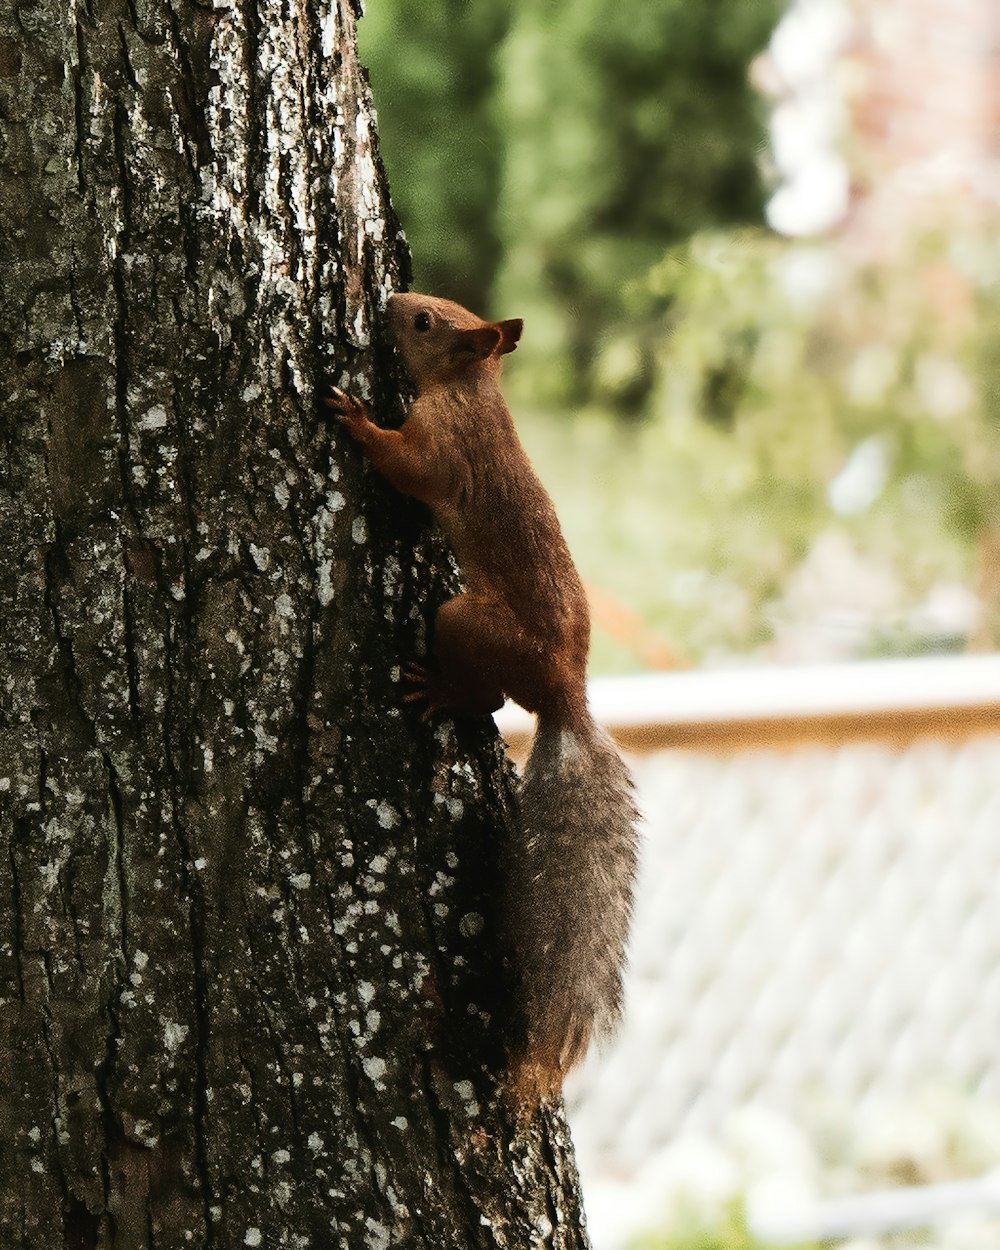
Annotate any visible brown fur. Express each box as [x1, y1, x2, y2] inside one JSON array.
[[325, 292, 639, 1104]]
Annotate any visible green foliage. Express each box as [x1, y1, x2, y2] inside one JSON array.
[[360, 0, 780, 408], [358, 1, 512, 311], [627, 1198, 819, 1250], [495, 0, 780, 407], [358, 5, 1000, 663], [518, 229, 995, 668]]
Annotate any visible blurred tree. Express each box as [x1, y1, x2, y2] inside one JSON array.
[[495, 0, 781, 410], [360, 0, 780, 412], [359, 0, 513, 313]]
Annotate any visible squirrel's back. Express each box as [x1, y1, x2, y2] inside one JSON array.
[[409, 378, 590, 681]]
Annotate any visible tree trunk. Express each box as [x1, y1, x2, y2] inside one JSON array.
[[0, 2, 590, 1246]]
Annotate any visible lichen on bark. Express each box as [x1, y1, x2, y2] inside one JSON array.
[[0, 1, 591, 1246]]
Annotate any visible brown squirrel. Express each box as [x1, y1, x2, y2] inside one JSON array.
[[324, 292, 639, 1105]]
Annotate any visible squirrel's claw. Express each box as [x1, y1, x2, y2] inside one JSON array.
[[402, 664, 449, 721], [322, 385, 368, 424]]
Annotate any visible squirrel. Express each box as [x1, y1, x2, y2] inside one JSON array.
[[323, 292, 639, 1106]]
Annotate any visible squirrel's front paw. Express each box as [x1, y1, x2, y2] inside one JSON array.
[[402, 663, 452, 722], [322, 385, 370, 433]]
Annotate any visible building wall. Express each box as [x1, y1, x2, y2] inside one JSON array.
[[853, 0, 1000, 210], [761, 0, 1000, 239]]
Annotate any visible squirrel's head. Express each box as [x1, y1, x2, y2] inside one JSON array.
[[386, 292, 522, 390]]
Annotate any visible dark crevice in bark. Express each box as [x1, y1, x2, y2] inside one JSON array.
[[109, 100, 138, 546], [8, 825, 27, 1003], [162, 649, 215, 1244], [51, 1099, 82, 1245], [63, 1195, 101, 1250], [43, 526, 95, 744], [93, 858, 125, 1237], [72, 21, 88, 196], [93, 1040, 121, 1226], [163, 3, 211, 174], [421, 1058, 489, 1240], [242, 3, 264, 233], [116, 21, 140, 93], [118, 560, 144, 723], [121, 0, 141, 36], [111, 95, 136, 237], [255, 985, 306, 1143], [38, 951, 70, 1197], [101, 749, 129, 953], [67, 251, 86, 344], [170, 842, 215, 1244]]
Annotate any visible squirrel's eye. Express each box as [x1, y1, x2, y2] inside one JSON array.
[[414, 312, 431, 332]]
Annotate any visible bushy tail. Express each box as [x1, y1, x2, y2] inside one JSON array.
[[504, 712, 639, 1104]]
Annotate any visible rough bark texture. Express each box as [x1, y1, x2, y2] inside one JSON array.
[[0, 2, 590, 1246]]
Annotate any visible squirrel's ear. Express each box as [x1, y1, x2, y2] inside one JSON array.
[[451, 325, 502, 365], [496, 318, 523, 355]]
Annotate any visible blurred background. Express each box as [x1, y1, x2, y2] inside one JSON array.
[[360, 2, 1000, 1247]]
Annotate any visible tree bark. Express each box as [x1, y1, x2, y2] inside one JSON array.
[[0, 2, 590, 1246]]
